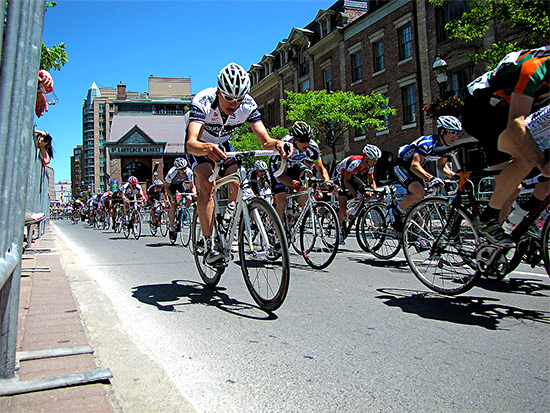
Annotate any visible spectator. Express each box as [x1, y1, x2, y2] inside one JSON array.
[[34, 129, 53, 165]]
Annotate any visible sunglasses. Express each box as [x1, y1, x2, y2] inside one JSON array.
[[447, 130, 458, 135], [220, 92, 244, 103]]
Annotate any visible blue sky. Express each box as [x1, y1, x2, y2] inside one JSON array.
[[38, 0, 334, 182]]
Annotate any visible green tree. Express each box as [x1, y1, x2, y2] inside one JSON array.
[[230, 124, 290, 169], [281, 89, 395, 170], [40, 2, 68, 71], [430, 0, 549, 69]]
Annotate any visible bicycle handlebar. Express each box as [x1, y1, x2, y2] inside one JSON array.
[[209, 149, 287, 183]]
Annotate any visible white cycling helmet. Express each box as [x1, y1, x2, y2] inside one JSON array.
[[436, 115, 462, 132], [174, 157, 187, 169], [363, 144, 382, 160], [217, 62, 251, 99], [254, 159, 267, 171]]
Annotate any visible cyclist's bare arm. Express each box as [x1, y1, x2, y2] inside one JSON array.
[[251, 120, 293, 159], [410, 153, 433, 181], [437, 156, 455, 179], [186, 121, 226, 161]]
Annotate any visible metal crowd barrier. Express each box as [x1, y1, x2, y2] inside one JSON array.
[[0, 0, 48, 380]]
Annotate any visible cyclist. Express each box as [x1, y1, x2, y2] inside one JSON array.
[[71, 199, 84, 222], [247, 159, 270, 196], [87, 193, 100, 224], [99, 190, 112, 224], [269, 121, 334, 223], [391, 115, 461, 230], [334, 144, 382, 244], [147, 179, 168, 229], [165, 157, 195, 242], [186, 62, 291, 265], [462, 46, 550, 246], [121, 176, 145, 215], [110, 186, 124, 228]]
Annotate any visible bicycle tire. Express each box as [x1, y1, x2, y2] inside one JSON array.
[[299, 201, 339, 270], [191, 208, 224, 287], [179, 207, 192, 247], [149, 211, 158, 236], [358, 203, 401, 259], [238, 197, 290, 311], [542, 217, 550, 276], [169, 209, 180, 245], [159, 210, 168, 237], [132, 211, 141, 240], [122, 214, 130, 239], [402, 197, 481, 295]]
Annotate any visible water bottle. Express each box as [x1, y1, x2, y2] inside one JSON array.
[[502, 201, 528, 234], [38, 70, 58, 105], [222, 201, 236, 231], [347, 199, 360, 220]]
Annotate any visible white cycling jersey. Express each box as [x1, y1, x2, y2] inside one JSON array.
[[122, 182, 144, 199], [526, 105, 550, 149], [165, 166, 193, 185], [188, 87, 262, 145]]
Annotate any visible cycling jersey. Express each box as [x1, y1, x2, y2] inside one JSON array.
[[269, 135, 321, 175], [335, 155, 373, 176], [188, 87, 262, 145], [122, 182, 144, 199], [147, 185, 166, 201], [100, 192, 110, 202], [165, 166, 193, 185], [396, 135, 445, 168], [526, 105, 550, 149], [246, 169, 269, 196]]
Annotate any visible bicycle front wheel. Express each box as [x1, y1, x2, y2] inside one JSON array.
[[132, 211, 142, 240], [159, 210, 168, 237], [299, 201, 339, 270], [403, 197, 481, 295], [149, 212, 158, 236], [357, 203, 401, 259], [191, 208, 224, 287], [179, 207, 192, 247], [239, 197, 290, 312], [542, 217, 550, 276]]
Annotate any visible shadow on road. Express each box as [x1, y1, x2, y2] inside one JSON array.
[[475, 276, 550, 297], [349, 256, 409, 270], [131, 279, 277, 320], [376, 288, 550, 330]]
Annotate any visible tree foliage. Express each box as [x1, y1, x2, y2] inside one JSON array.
[[281, 89, 395, 168], [230, 123, 290, 169], [40, 2, 68, 71], [430, 0, 550, 69]]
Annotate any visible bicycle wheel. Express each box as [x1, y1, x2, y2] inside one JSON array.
[[159, 210, 168, 237], [179, 207, 192, 247], [239, 197, 290, 311], [132, 211, 141, 240], [403, 197, 481, 295], [191, 208, 224, 287], [169, 209, 179, 245], [122, 214, 130, 239], [542, 217, 550, 276], [357, 203, 401, 259], [299, 201, 339, 270], [149, 211, 158, 236]]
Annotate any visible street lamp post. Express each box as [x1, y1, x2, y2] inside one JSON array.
[[432, 54, 448, 97]]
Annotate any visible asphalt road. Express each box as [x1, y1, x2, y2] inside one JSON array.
[[53, 219, 550, 412]]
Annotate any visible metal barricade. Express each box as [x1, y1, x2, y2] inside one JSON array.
[[0, 0, 47, 380]]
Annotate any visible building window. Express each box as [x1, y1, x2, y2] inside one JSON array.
[[300, 55, 309, 77], [402, 84, 416, 125], [351, 51, 362, 83], [450, 65, 474, 98], [300, 79, 310, 92], [398, 25, 412, 61], [436, 1, 468, 44], [268, 102, 275, 127], [373, 40, 384, 73], [324, 67, 332, 92]]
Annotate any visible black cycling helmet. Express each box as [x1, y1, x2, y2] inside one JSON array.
[[290, 121, 313, 142]]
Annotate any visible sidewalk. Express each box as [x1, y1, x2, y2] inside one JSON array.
[[1, 227, 115, 412]]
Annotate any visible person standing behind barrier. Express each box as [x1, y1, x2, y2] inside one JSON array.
[[392, 116, 461, 231]]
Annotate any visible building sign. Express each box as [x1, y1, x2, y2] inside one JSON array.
[[109, 145, 164, 155]]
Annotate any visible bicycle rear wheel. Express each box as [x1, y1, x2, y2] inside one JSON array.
[[357, 203, 401, 259], [299, 201, 339, 270], [239, 197, 290, 311], [403, 197, 480, 295], [191, 209, 224, 287], [132, 211, 142, 240], [122, 214, 130, 239], [180, 207, 192, 247]]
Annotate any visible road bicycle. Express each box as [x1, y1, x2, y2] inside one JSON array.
[[169, 192, 196, 247], [122, 199, 143, 240], [401, 142, 549, 295], [190, 149, 290, 311], [149, 200, 168, 237], [283, 172, 340, 269]]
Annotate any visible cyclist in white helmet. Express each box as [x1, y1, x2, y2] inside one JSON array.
[[165, 157, 195, 241], [186, 62, 292, 265], [334, 144, 382, 244], [391, 115, 461, 230]]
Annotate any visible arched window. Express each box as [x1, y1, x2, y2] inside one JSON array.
[[122, 162, 150, 183]]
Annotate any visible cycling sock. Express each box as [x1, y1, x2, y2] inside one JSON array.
[[480, 206, 500, 223]]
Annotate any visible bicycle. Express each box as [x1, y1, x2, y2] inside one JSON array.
[[149, 200, 167, 237], [283, 171, 340, 270], [169, 192, 196, 247], [190, 149, 290, 311], [122, 198, 143, 240], [401, 142, 549, 295]]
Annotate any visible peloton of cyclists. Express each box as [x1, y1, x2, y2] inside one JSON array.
[[269, 121, 335, 224], [391, 115, 462, 230], [334, 144, 382, 244], [185, 62, 291, 265], [165, 157, 195, 242]]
